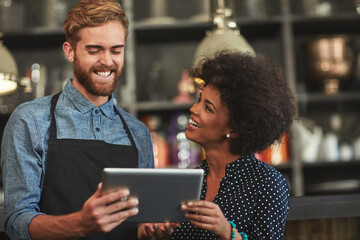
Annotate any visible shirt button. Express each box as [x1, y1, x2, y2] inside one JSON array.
[[96, 128, 100, 132], [95, 110, 99, 114]]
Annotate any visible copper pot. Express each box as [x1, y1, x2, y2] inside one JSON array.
[[307, 36, 353, 94]]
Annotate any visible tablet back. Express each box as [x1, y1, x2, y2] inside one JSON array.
[[101, 168, 204, 222]]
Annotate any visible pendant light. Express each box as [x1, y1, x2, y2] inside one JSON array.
[[0, 32, 18, 96], [193, 0, 255, 66]]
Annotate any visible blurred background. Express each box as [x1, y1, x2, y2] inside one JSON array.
[[1, 0, 360, 197], [1, 0, 360, 239]]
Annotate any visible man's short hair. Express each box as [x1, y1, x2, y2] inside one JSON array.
[[64, 0, 129, 48]]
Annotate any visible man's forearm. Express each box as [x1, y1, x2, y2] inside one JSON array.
[[28, 212, 86, 240]]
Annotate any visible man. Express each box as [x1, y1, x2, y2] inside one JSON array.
[[1, 0, 154, 239]]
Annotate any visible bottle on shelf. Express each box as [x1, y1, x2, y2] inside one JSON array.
[[168, 112, 201, 168]]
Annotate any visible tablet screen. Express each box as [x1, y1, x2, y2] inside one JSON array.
[[101, 168, 204, 222]]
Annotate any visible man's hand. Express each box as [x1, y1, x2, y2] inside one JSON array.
[[78, 183, 139, 234], [28, 183, 139, 240]]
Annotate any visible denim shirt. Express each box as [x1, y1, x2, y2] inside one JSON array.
[[1, 79, 154, 240]]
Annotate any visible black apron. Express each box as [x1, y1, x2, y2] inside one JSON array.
[[39, 92, 139, 240]]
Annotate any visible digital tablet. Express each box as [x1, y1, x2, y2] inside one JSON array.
[[101, 168, 204, 222]]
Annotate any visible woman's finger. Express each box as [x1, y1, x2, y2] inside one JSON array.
[[144, 224, 156, 238], [164, 222, 176, 235], [185, 212, 218, 224], [188, 221, 217, 232], [183, 206, 220, 218]]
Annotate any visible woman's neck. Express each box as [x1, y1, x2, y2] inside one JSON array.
[[203, 148, 241, 202], [205, 148, 241, 178]]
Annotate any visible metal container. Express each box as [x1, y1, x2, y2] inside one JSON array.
[[307, 36, 354, 94]]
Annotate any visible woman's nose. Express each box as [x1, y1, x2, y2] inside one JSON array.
[[190, 103, 198, 114]]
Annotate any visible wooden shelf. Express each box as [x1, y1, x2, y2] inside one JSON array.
[[2, 0, 360, 197], [136, 101, 193, 112], [297, 91, 360, 103]]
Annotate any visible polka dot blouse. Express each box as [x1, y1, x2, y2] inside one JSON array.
[[171, 154, 289, 240]]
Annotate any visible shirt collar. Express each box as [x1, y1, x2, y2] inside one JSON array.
[[63, 78, 116, 119]]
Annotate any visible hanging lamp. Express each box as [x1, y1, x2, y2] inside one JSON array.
[[0, 32, 18, 96], [193, 0, 255, 66]]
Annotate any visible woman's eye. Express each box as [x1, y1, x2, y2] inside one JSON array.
[[205, 105, 213, 112]]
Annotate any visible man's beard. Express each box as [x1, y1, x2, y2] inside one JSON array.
[[73, 56, 123, 96]]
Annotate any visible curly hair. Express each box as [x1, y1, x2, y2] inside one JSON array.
[[64, 0, 129, 48], [191, 50, 296, 155]]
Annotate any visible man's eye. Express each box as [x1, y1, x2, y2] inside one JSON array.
[[112, 50, 122, 54], [88, 51, 99, 54]]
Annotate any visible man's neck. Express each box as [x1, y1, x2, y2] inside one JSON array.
[[72, 78, 109, 107]]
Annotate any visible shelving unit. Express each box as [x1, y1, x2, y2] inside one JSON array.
[[1, 0, 360, 196]]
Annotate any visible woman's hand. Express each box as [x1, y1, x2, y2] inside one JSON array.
[[181, 201, 232, 240], [137, 222, 180, 240]]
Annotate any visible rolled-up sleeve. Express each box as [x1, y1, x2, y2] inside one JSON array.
[[1, 106, 45, 240]]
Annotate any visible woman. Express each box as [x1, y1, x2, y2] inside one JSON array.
[[138, 50, 296, 240]]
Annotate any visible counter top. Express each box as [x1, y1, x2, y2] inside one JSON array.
[[287, 194, 360, 220]]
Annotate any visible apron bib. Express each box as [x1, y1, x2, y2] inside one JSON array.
[[40, 92, 139, 240]]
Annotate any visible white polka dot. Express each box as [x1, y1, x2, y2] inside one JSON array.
[[171, 154, 289, 239]]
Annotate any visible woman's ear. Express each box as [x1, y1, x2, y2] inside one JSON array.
[[226, 131, 238, 139], [63, 42, 74, 63]]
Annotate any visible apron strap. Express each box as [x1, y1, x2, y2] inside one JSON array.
[[114, 106, 137, 147], [49, 92, 62, 140]]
